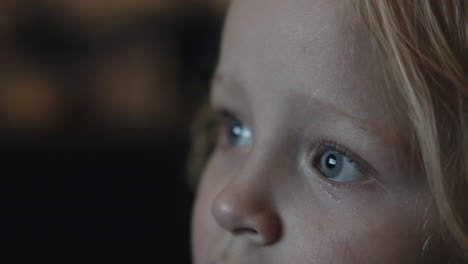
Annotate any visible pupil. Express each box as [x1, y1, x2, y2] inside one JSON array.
[[326, 154, 337, 169]]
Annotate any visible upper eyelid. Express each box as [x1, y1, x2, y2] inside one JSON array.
[[213, 107, 252, 130], [318, 140, 360, 169], [217, 109, 237, 121], [212, 110, 236, 132], [287, 91, 410, 156]]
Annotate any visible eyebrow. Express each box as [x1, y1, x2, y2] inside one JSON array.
[[292, 93, 410, 152], [211, 73, 409, 153]]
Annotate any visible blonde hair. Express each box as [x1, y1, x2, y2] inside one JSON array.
[[358, 0, 468, 261], [189, 0, 468, 260]]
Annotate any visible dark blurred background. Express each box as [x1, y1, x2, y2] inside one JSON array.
[[0, 0, 228, 260]]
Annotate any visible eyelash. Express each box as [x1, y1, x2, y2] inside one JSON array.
[[216, 109, 237, 125], [212, 109, 373, 179], [313, 138, 371, 179], [316, 139, 351, 159]]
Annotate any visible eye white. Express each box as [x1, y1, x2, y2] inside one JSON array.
[[317, 150, 367, 182]]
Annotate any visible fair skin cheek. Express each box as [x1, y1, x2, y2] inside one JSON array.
[[192, 0, 443, 263]]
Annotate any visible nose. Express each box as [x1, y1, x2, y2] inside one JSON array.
[[211, 181, 282, 246]]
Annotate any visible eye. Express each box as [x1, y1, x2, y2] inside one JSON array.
[[222, 113, 252, 147], [315, 149, 368, 182]]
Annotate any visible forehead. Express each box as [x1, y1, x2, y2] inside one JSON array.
[[215, 0, 405, 128]]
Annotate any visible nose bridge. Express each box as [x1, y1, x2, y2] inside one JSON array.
[[214, 149, 272, 215], [222, 143, 275, 204], [210, 146, 282, 246]]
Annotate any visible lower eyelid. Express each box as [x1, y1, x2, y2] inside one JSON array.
[[311, 158, 386, 193]]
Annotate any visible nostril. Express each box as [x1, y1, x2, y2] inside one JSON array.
[[232, 228, 259, 236]]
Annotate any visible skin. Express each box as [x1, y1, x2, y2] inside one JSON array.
[[192, 0, 445, 263]]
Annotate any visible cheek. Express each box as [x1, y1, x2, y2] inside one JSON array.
[[289, 201, 427, 263]]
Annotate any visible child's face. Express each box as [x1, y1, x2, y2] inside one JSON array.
[[192, 0, 443, 263]]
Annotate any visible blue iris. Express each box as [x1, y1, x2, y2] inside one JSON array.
[[226, 119, 252, 147], [318, 150, 366, 182]]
